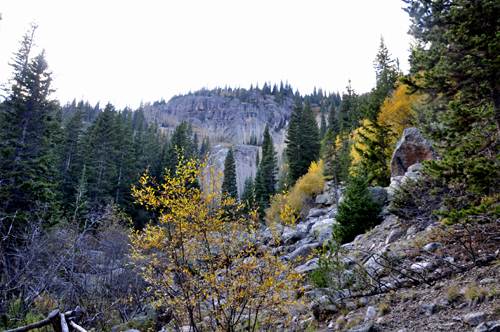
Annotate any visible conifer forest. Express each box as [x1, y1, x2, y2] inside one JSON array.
[[1, 1, 500, 331]]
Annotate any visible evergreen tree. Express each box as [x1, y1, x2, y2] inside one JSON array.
[[319, 106, 327, 139], [355, 36, 401, 186], [334, 176, 383, 244], [193, 132, 199, 156], [285, 97, 304, 184], [78, 103, 119, 204], [241, 176, 255, 213], [327, 103, 339, 137], [0, 25, 61, 221], [221, 147, 238, 199], [253, 168, 267, 220], [337, 80, 360, 132], [322, 129, 351, 194], [259, 124, 278, 197], [58, 100, 85, 205], [163, 121, 193, 176], [402, 0, 500, 196], [114, 114, 136, 208], [286, 97, 321, 184]]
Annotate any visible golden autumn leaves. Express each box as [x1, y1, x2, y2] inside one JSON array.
[[129, 156, 304, 331]]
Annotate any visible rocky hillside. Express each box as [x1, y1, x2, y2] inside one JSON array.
[[242, 128, 500, 332]]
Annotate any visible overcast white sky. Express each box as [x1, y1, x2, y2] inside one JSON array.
[[0, 1, 413, 110]]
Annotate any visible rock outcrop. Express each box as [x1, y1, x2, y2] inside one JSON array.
[[206, 144, 260, 196], [390, 127, 438, 177]]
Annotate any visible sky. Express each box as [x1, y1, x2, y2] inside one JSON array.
[[0, 1, 413, 110]]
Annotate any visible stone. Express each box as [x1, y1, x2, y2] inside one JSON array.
[[310, 218, 337, 238], [363, 248, 388, 275], [438, 298, 449, 307], [480, 278, 496, 285], [405, 171, 420, 179], [474, 323, 490, 332], [385, 230, 404, 245], [364, 306, 377, 321], [406, 225, 419, 235], [419, 303, 437, 316], [281, 231, 309, 245], [423, 242, 445, 252], [390, 127, 438, 177], [316, 194, 334, 205], [289, 243, 319, 264], [410, 262, 432, 273], [307, 208, 328, 218], [295, 258, 319, 273], [408, 162, 423, 172], [463, 312, 485, 326], [368, 186, 388, 204], [488, 321, 500, 331], [295, 236, 316, 247]]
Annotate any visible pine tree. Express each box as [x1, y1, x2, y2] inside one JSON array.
[[319, 106, 327, 139], [114, 114, 136, 208], [58, 100, 85, 205], [334, 176, 383, 244], [327, 103, 339, 137], [402, 0, 500, 196], [163, 121, 193, 177], [253, 168, 267, 220], [354, 36, 401, 186], [285, 97, 304, 184], [241, 176, 255, 214], [0, 25, 61, 221], [259, 124, 278, 197], [221, 147, 238, 199], [301, 97, 321, 165], [337, 80, 360, 132], [78, 103, 119, 204]]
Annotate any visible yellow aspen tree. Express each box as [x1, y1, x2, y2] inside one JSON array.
[[378, 82, 421, 139], [129, 156, 303, 332]]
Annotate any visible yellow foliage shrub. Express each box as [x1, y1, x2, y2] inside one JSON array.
[[266, 159, 324, 222]]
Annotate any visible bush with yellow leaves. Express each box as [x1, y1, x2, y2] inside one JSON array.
[[266, 160, 325, 223], [129, 157, 303, 332]]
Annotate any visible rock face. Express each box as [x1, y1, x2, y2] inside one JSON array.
[[205, 144, 260, 197], [390, 127, 438, 177], [143, 94, 294, 164]]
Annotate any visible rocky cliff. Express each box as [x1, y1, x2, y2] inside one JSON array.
[[143, 93, 294, 163], [205, 144, 260, 197]]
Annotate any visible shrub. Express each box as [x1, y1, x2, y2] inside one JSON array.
[[266, 160, 324, 223]]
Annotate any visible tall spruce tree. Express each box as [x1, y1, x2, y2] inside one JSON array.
[[221, 147, 238, 199], [286, 97, 321, 184], [241, 176, 255, 213], [327, 103, 340, 137], [337, 80, 360, 132], [77, 103, 119, 204], [259, 124, 278, 197], [319, 106, 327, 139], [355, 37, 401, 186], [0, 25, 61, 221]]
